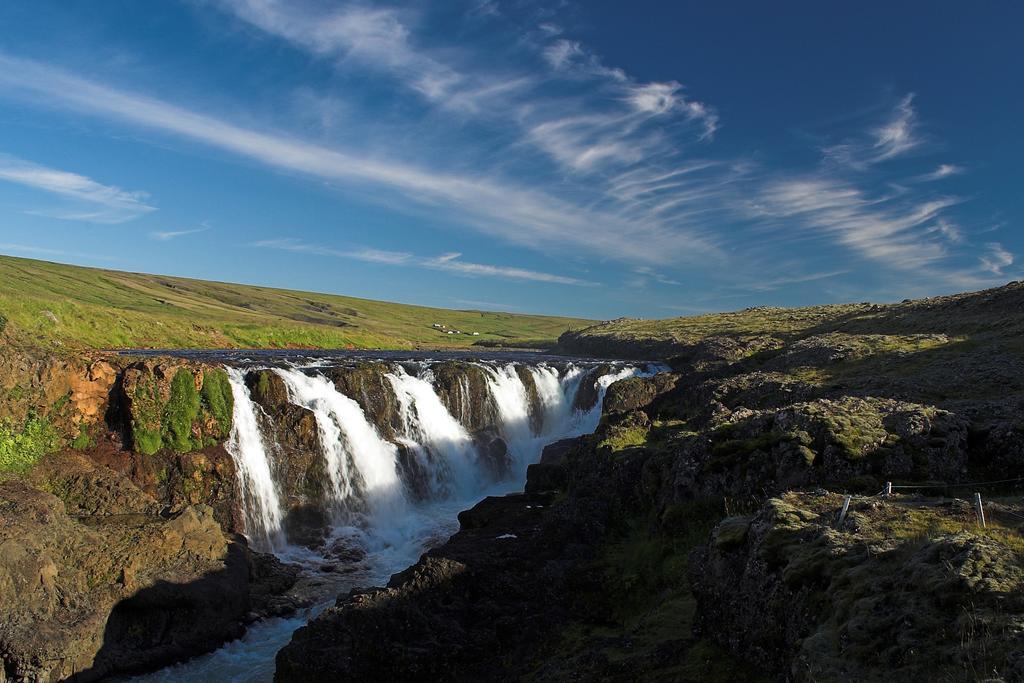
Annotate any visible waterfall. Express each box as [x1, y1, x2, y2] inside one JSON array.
[[274, 369, 408, 528], [225, 367, 285, 552], [223, 360, 654, 546], [479, 364, 535, 469], [386, 367, 481, 499], [528, 364, 585, 437]]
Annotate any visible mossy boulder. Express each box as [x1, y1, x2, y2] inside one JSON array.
[[691, 492, 1024, 681], [602, 373, 679, 417], [685, 397, 968, 496]]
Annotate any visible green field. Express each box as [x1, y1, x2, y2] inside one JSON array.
[[0, 255, 594, 351]]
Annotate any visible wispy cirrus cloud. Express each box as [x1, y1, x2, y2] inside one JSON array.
[[151, 226, 208, 241], [0, 153, 154, 223], [0, 53, 718, 266], [212, 1, 718, 175], [823, 95, 924, 169], [253, 238, 596, 286], [920, 163, 963, 181], [979, 242, 1014, 275], [750, 177, 960, 270]]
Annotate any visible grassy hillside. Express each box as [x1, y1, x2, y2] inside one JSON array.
[[0, 255, 593, 351]]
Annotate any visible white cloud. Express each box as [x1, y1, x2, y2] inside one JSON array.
[[0, 153, 154, 224], [254, 238, 596, 286], [823, 94, 922, 169], [541, 38, 625, 81], [749, 270, 849, 291], [0, 54, 718, 265], [626, 81, 718, 138], [921, 163, 963, 181], [872, 94, 920, 161], [980, 242, 1014, 275], [752, 177, 960, 269], [151, 227, 208, 241], [217, 1, 462, 101]]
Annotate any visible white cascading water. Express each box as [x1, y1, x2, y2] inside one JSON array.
[[273, 369, 408, 528], [224, 368, 286, 552], [528, 363, 585, 436], [386, 366, 481, 499], [480, 364, 535, 470], [139, 358, 656, 683]]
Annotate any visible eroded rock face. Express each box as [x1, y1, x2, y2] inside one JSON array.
[[83, 445, 244, 534], [246, 370, 326, 503], [691, 492, 1024, 681], [429, 361, 499, 434], [0, 481, 266, 682], [0, 349, 121, 445]]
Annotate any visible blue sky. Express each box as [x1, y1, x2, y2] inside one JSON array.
[[0, 1, 1020, 319]]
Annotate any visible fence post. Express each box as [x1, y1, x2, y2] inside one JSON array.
[[837, 495, 852, 527], [974, 492, 986, 528], [884, 481, 892, 497]]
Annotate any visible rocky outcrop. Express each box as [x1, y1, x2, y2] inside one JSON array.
[[246, 369, 326, 505], [691, 492, 1024, 681], [275, 489, 573, 682], [0, 478, 297, 682], [0, 348, 121, 447], [674, 396, 970, 497], [429, 362, 499, 434], [327, 364, 402, 439], [602, 373, 679, 416], [83, 445, 244, 533]]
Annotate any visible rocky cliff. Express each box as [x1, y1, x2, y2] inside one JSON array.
[[0, 348, 301, 681]]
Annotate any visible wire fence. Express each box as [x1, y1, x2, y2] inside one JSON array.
[[833, 476, 1024, 530]]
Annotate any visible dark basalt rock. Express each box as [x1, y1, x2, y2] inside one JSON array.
[[571, 364, 612, 414], [602, 373, 678, 416], [275, 491, 569, 682], [430, 361, 499, 434], [327, 363, 402, 439]]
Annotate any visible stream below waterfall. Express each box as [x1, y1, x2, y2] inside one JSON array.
[[121, 352, 660, 682]]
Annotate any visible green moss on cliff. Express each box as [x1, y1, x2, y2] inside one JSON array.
[[71, 425, 95, 451], [131, 374, 164, 456], [163, 369, 201, 453], [598, 425, 650, 452], [201, 369, 234, 438], [0, 412, 60, 475]]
